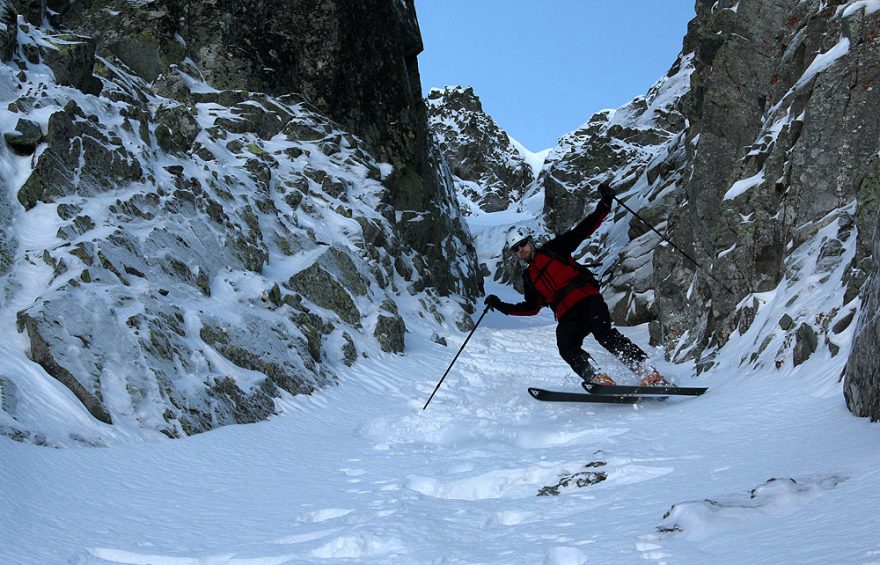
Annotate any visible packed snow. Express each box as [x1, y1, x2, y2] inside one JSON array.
[[506, 134, 551, 179]]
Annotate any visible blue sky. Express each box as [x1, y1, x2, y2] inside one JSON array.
[[414, 1, 696, 152]]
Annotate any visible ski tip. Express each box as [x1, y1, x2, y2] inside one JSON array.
[[527, 388, 543, 399]]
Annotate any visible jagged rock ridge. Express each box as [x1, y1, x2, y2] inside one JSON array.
[[426, 85, 536, 214]]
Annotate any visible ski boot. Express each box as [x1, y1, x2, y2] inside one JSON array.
[[581, 373, 616, 392], [638, 368, 669, 387], [591, 373, 616, 386]]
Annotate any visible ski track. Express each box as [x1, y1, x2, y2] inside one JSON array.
[[3, 313, 880, 564]]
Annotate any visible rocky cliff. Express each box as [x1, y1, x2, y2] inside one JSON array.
[[587, 0, 880, 417], [652, 0, 878, 381], [426, 86, 535, 214], [0, 0, 481, 444]]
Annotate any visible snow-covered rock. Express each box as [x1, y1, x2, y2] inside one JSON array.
[[0, 2, 480, 444], [652, 0, 880, 383], [427, 85, 537, 214]]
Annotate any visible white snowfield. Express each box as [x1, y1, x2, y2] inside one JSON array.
[[3, 304, 880, 564]]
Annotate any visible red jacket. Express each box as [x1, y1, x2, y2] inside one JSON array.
[[506, 200, 610, 320]]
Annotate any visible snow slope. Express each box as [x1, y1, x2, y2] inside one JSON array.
[[3, 293, 879, 563]]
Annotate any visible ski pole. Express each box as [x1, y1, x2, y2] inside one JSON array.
[[611, 194, 738, 296], [423, 304, 490, 410]]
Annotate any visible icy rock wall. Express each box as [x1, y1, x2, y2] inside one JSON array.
[[0, 1, 481, 443]]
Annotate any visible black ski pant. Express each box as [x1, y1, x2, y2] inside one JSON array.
[[555, 295, 648, 381]]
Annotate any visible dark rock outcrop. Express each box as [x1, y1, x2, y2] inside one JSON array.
[[1, 0, 16, 61], [649, 1, 880, 375]]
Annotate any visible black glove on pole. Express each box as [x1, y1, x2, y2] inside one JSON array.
[[423, 304, 491, 410]]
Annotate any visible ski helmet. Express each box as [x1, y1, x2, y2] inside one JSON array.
[[506, 227, 530, 251]]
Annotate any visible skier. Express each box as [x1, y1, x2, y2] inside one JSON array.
[[484, 183, 667, 388]]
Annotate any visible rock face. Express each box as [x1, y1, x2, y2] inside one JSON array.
[[426, 86, 535, 213], [651, 0, 880, 377], [0, 1, 481, 444], [37, 0, 473, 299], [1, 0, 16, 61], [845, 209, 880, 420]]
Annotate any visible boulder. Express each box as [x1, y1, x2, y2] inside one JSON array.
[[40, 33, 101, 94], [287, 262, 361, 326], [154, 103, 201, 154], [792, 323, 818, 367], [374, 300, 406, 353], [4, 117, 42, 154]]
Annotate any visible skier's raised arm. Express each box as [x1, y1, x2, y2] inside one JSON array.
[[544, 183, 614, 256]]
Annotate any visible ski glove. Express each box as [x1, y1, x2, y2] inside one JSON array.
[[484, 294, 510, 314], [598, 182, 614, 207]]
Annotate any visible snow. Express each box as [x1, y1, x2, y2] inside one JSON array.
[[377, 162, 394, 180], [793, 36, 851, 92], [4, 302, 880, 564], [841, 0, 880, 17], [507, 134, 550, 179], [723, 170, 765, 201]]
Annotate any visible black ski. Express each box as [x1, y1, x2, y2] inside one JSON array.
[[528, 387, 640, 404], [583, 383, 707, 396]]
